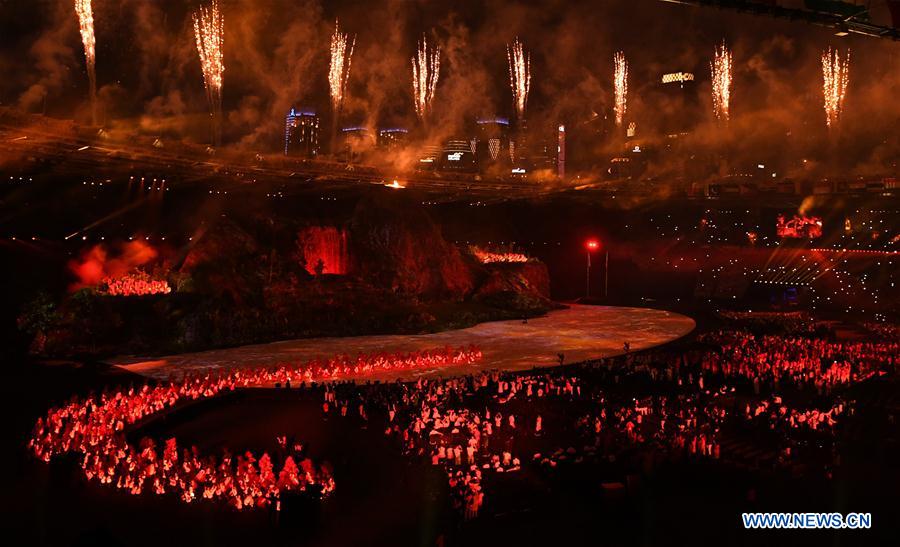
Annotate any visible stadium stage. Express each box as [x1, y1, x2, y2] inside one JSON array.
[[114, 304, 696, 382]]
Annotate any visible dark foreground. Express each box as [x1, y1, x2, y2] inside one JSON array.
[[9, 344, 900, 547]]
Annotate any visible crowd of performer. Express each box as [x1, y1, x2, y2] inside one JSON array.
[[230, 345, 482, 387], [26, 322, 900, 520], [28, 346, 482, 511], [470, 246, 530, 264], [102, 272, 171, 297], [324, 371, 729, 518]]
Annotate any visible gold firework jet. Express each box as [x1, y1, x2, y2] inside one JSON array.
[[329, 20, 355, 113], [821, 47, 849, 129], [74, 0, 97, 125], [411, 36, 441, 121], [507, 38, 531, 123], [193, 0, 225, 144], [710, 41, 733, 122], [613, 51, 628, 128]]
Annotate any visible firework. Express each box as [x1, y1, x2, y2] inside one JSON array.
[[411, 36, 441, 121], [193, 0, 225, 144], [821, 47, 849, 129], [74, 0, 96, 125], [329, 20, 355, 113], [613, 51, 628, 127], [507, 38, 531, 122], [710, 41, 733, 122]]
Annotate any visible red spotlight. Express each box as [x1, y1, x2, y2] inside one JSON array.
[[584, 239, 606, 299]]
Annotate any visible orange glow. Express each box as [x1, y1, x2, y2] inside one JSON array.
[[821, 47, 849, 128], [613, 51, 628, 127], [710, 41, 732, 122], [193, 0, 225, 143], [102, 271, 171, 296], [411, 35, 440, 121], [507, 37, 531, 123], [74, 0, 96, 123], [329, 20, 355, 113], [471, 246, 529, 264], [776, 214, 823, 239]]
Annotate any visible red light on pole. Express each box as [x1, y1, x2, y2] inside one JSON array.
[[584, 239, 607, 301], [585, 239, 599, 298]]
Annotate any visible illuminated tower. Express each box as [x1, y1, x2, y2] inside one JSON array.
[[377, 128, 409, 149], [339, 126, 374, 162], [656, 71, 700, 138], [285, 108, 320, 157], [441, 138, 477, 172], [527, 124, 561, 176], [475, 117, 511, 170]]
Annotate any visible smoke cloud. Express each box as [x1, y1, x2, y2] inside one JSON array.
[[2, 0, 898, 177], [67, 240, 160, 290]]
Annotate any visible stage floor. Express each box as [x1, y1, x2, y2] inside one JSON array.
[[113, 304, 695, 382]]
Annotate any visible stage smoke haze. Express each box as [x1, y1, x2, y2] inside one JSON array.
[[67, 240, 160, 290], [1, 0, 897, 177]]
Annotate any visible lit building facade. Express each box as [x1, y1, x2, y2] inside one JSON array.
[[529, 135, 558, 173], [416, 144, 442, 171], [377, 128, 409, 149], [475, 117, 511, 169], [655, 71, 700, 138], [284, 108, 320, 157], [440, 138, 477, 172], [340, 126, 375, 162]]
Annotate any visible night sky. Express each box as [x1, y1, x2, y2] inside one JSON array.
[[0, 0, 898, 174]]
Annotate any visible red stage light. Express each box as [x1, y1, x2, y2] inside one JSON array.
[[585, 239, 600, 251]]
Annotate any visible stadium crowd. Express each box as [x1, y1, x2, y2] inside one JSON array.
[[697, 331, 897, 393]]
